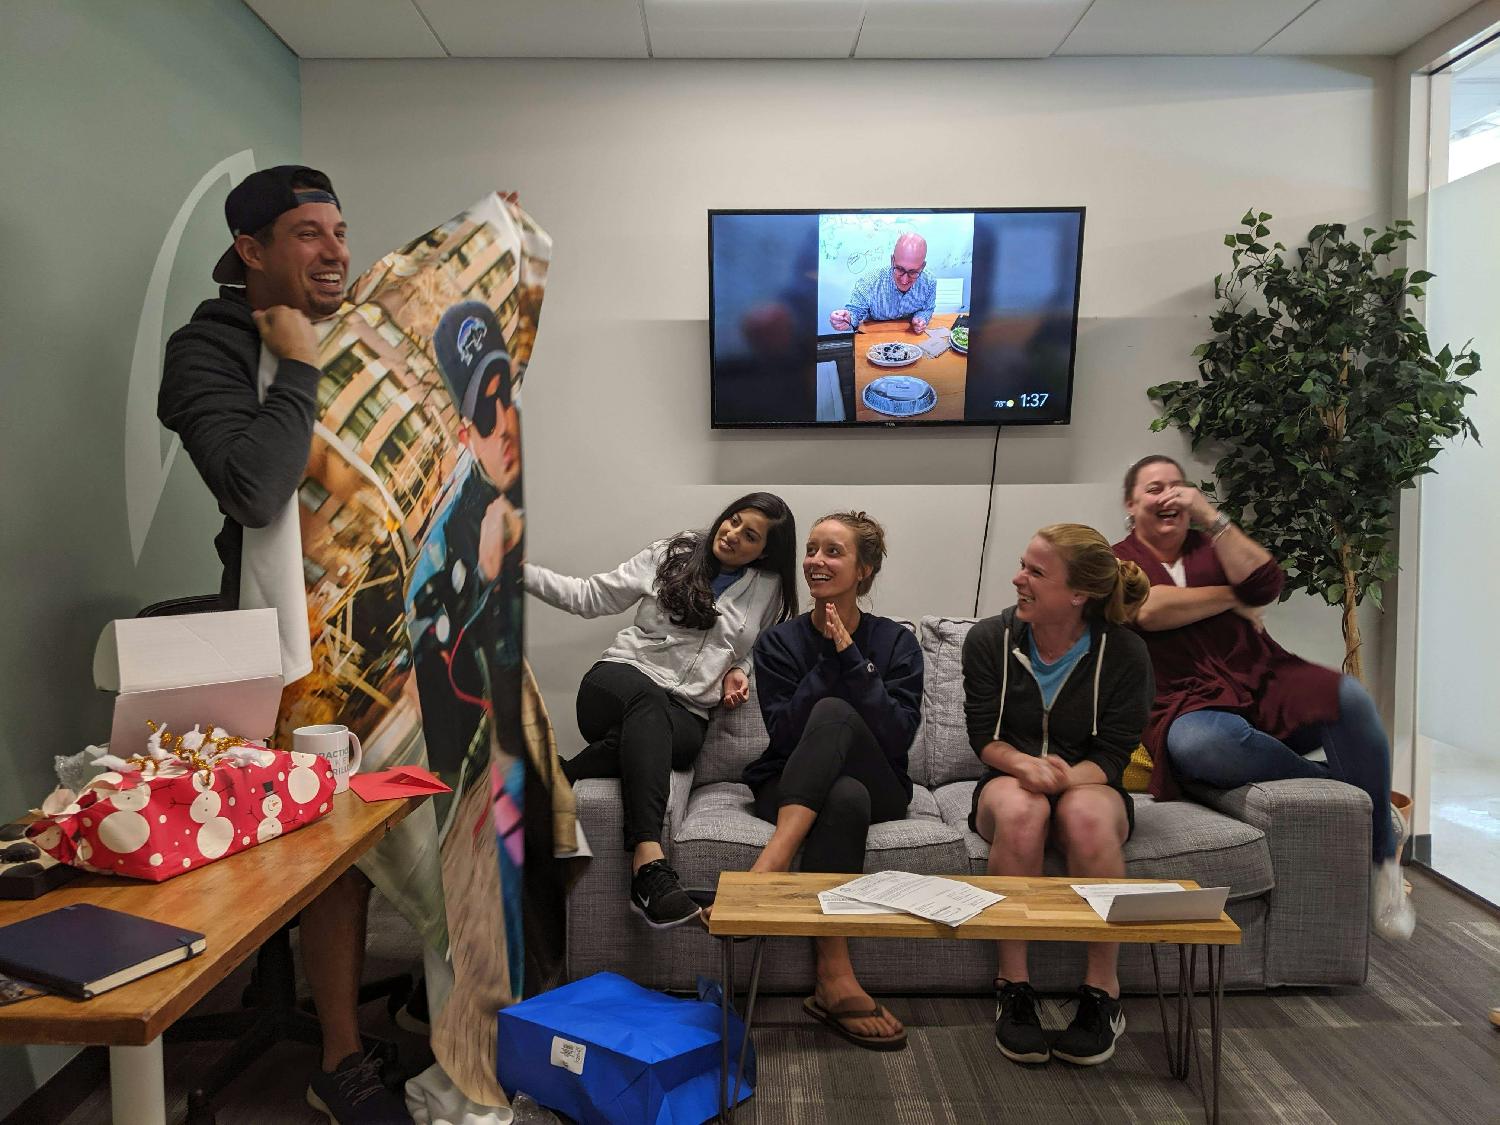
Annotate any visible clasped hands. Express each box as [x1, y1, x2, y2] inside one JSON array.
[[1009, 752, 1076, 796], [815, 600, 854, 653]]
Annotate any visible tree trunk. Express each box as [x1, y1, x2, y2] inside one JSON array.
[[1339, 546, 1363, 681]]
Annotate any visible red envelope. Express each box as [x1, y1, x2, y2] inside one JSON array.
[[347, 766, 452, 803]]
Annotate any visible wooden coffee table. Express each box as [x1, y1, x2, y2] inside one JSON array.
[[0, 791, 421, 1124], [707, 872, 1241, 1124]]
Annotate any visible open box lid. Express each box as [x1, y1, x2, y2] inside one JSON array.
[[93, 609, 284, 754]]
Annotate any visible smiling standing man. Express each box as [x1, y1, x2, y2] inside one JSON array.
[[158, 166, 414, 1125]]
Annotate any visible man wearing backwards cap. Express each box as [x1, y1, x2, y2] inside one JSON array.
[[158, 166, 414, 1125], [404, 301, 524, 798]]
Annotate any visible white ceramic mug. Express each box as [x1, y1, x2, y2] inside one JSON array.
[[293, 724, 363, 794]]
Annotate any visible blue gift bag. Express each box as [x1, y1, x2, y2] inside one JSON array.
[[497, 972, 756, 1124]]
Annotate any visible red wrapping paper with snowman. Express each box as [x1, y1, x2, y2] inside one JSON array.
[[29, 725, 336, 882]]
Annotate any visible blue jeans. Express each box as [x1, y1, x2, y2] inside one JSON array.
[[1165, 675, 1394, 861]]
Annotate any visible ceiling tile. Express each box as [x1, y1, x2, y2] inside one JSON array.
[[645, 0, 866, 59], [1257, 0, 1480, 57], [856, 0, 1093, 59], [1058, 0, 1312, 56], [415, 0, 649, 58], [244, 0, 446, 58]]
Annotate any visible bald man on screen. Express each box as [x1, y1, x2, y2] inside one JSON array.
[[829, 232, 937, 335]]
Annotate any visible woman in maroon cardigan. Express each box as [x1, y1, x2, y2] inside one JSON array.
[[1113, 455, 1413, 941]]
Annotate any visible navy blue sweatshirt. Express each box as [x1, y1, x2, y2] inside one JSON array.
[[743, 612, 924, 799]]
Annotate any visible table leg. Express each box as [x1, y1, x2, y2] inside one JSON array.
[[730, 938, 766, 1115], [1209, 944, 1225, 1125], [1150, 944, 1179, 1076], [110, 1038, 165, 1125]]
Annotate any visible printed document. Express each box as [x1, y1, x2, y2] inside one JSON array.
[[830, 871, 1004, 927]]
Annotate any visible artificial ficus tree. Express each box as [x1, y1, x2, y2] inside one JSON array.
[[1150, 211, 1480, 679]]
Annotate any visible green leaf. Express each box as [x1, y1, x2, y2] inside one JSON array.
[[1178, 208, 1480, 649]]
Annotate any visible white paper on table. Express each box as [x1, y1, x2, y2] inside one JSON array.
[[817, 891, 902, 915], [1072, 882, 1228, 922], [831, 871, 1004, 927], [1072, 882, 1184, 919]]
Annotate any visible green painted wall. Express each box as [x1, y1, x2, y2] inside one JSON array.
[[0, 1, 299, 1111]]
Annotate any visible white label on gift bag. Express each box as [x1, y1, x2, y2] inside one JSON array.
[[550, 1035, 586, 1075]]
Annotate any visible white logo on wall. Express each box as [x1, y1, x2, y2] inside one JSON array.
[[126, 149, 257, 563]]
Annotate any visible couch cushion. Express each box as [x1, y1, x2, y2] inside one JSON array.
[[932, 781, 1274, 901], [693, 676, 769, 786], [918, 616, 985, 787], [671, 781, 966, 890]]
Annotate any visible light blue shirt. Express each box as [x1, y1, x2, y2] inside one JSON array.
[[843, 267, 937, 328], [1027, 630, 1091, 709]]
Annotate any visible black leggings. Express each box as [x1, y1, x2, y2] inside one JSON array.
[[751, 697, 909, 874], [565, 661, 708, 852]]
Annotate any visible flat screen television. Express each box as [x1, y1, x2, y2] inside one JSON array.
[[708, 208, 1084, 428]]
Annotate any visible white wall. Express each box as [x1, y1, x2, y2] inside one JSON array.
[[303, 57, 1392, 755], [1418, 160, 1500, 756]]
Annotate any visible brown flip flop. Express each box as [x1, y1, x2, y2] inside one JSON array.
[[803, 995, 908, 1051]]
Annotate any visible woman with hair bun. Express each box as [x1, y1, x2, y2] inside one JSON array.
[[962, 523, 1153, 1069], [737, 510, 923, 1052]]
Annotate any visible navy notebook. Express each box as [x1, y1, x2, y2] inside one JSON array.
[[0, 903, 205, 999]]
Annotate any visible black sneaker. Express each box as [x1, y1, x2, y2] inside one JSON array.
[[994, 979, 1050, 1064], [306, 1052, 413, 1124], [629, 859, 701, 929], [1052, 985, 1126, 1066]]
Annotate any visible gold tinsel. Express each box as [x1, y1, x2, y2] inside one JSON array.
[[130, 719, 253, 785]]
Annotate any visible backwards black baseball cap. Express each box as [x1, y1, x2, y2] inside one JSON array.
[[212, 165, 342, 285], [434, 301, 512, 421]]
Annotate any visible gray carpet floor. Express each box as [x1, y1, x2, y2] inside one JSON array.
[[22, 868, 1500, 1124]]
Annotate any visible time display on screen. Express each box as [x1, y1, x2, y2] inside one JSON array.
[[993, 393, 1050, 409]]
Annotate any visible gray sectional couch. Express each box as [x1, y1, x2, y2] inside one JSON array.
[[564, 616, 1372, 994]]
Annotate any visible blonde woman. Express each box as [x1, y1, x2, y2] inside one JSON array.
[[962, 524, 1152, 1068]]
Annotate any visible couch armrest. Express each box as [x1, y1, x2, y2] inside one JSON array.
[[1190, 779, 1370, 987]]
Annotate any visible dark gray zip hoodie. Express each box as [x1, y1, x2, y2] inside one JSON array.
[[960, 606, 1152, 785], [157, 288, 321, 606]]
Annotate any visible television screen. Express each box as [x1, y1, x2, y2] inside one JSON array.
[[709, 208, 1084, 428]]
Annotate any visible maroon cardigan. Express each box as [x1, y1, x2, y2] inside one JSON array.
[[1112, 530, 1341, 799]]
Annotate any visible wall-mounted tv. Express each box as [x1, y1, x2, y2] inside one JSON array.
[[709, 208, 1085, 428]]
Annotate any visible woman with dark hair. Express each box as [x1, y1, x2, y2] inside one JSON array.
[[963, 524, 1152, 1068], [1113, 455, 1414, 941], [525, 492, 798, 927], [736, 511, 922, 1052]]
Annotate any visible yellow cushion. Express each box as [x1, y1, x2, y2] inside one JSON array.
[[1121, 744, 1153, 792]]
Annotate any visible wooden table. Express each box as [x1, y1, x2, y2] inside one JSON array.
[[708, 872, 1240, 1123], [0, 791, 419, 1124], [853, 313, 967, 422]]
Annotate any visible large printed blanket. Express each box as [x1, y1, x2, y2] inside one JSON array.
[[279, 194, 574, 1103]]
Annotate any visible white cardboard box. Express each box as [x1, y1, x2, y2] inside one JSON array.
[[92, 609, 284, 754]]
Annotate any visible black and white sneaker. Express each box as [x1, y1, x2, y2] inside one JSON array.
[[629, 859, 701, 929], [1052, 985, 1126, 1066], [994, 979, 1050, 1064]]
